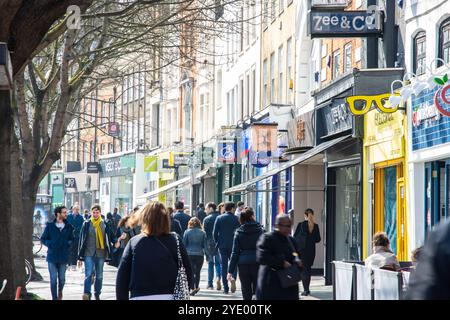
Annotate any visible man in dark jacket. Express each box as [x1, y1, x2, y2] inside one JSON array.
[[196, 203, 206, 224], [168, 207, 183, 237], [66, 204, 84, 271], [213, 202, 240, 293], [407, 220, 450, 299], [203, 202, 221, 290], [173, 201, 191, 234], [111, 207, 122, 232], [40, 206, 74, 300], [78, 204, 116, 300], [256, 214, 302, 300]]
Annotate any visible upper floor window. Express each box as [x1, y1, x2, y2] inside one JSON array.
[[439, 18, 450, 66], [344, 42, 352, 74], [332, 49, 341, 80], [414, 31, 426, 75]]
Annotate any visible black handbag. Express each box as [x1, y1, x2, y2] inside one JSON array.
[[294, 222, 307, 251], [277, 237, 303, 288]]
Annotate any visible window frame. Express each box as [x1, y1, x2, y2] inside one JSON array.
[[414, 31, 427, 75], [439, 18, 450, 66]]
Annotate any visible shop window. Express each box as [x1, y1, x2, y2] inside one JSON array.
[[414, 31, 426, 75], [439, 18, 450, 66]]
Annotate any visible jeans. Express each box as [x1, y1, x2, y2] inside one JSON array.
[[189, 255, 204, 289], [84, 256, 105, 297], [207, 253, 221, 286], [238, 264, 258, 300], [68, 238, 79, 266], [48, 262, 67, 300], [219, 248, 237, 292], [302, 264, 312, 293]]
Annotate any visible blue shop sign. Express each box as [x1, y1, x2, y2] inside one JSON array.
[[412, 87, 450, 151], [309, 10, 383, 38]]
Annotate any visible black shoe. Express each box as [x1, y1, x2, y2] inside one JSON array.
[[301, 291, 310, 296], [95, 294, 101, 300]]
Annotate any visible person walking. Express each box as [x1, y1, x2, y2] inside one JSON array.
[[66, 205, 84, 271], [228, 207, 264, 300], [235, 201, 245, 220], [173, 201, 191, 235], [116, 201, 193, 300], [183, 217, 208, 296], [111, 207, 122, 232], [218, 202, 225, 215], [213, 202, 240, 294], [78, 204, 116, 300], [168, 207, 183, 237], [293, 208, 321, 296], [196, 203, 206, 224], [406, 220, 450, 299], [40, 206, 74, 300], [203, 202, 222, 290], [83, 209, 90, 220], [365, 232, 400, 271], [256, 214, 303, 300], [110, 216, 137, 268]]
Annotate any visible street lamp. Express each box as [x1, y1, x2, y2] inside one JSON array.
[[0, 43, 13, 90]]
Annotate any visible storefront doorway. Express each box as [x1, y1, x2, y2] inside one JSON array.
[[425, 161, 450, 236], [373, 161, 407, 260]]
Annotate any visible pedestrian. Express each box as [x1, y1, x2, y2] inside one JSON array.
[[83, 209, 90, 220], [293, 208, 321, 296], [365, 232, 400, 271], [168, 207, 183, 237], [78, 204, 116, 300], [116, 201, 193, 300], [196, 203, 206, 224], [213, 202, 240, 294], [66, 205, 84, 271], [235, 201, 245, 220], [218, 202, 225, 215], [131, 206, 142, 235], [106, 212, 114, 234], [34, 210, 43, 235], [406, 221, 450, 299], [228, 207, 264, 300], [111, 207, 122, 232], [203, 202, 222, 290], [110, 216, 137, 268], [256, 214, 303, 300], [173, 201, 191, 234], [183, 217, 208, 296], [40, 206, 74, 300]]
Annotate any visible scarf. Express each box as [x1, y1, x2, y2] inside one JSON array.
[[90, 216, 105, 250]]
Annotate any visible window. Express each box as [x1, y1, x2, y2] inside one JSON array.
[[251, 67, 256, 113], [414, 32, 426, 75], [279, 0, 284, 13], [332, 50, 341, 80], [439, 19, 450, 66], [263, 59, 268, 107], [246, 72, 250, 118], [109, 98, 114, 122], [263, 1, 269, 29], [90, 141, 95, 162], [271, 0, 276, 20], [102, 102, 107, 124], [270, 52, 275, 104], [217, 69, 222, 109], [83, 143, 88, 168], [239, 78, 244, 120], [108, 143, 113, 154], [278, 45, 283, 103], [240, 6, 244, 52], [101, 144, 106, 155], [286, 37, 292, 102], [344, 43, 352, 74]]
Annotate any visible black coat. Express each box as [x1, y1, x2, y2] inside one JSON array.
[[294, 221, 321, 267], [116, 233, 193, 299], [229, 222, 264, 274], [256, 231, 301, 300], [171, 217, 183, 237], [406, 221, 450, 300]]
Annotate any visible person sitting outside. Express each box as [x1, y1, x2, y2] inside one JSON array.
[[365, 232, 400, 271]]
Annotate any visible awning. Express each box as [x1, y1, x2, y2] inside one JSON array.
[[195, 167, 216, 180], [137, 176, 191, 200], [223, 134, 352, 195]]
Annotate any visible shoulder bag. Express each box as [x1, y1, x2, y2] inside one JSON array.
[[172, 233, 190, 300], [277, 237, 303, 289], [294, 222, 307, 251]]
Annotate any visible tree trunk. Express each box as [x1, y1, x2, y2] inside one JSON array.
[[0, 91, 24, 300]]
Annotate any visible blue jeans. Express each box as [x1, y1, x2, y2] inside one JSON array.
[[207, 253, 221, 286], [48, 262, 66, 300], [219, 248, 237, 292], [84, 256, 105, 297]]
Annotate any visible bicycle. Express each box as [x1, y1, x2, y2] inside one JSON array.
[[25, 259, 32, 285], [32, 234, 43, 255], [0, 279, 6, 295]]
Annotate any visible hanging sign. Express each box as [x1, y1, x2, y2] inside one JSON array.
[[217, 140, 237, 164], [249, 123, 278, 167], [346, 93, 400, 115]]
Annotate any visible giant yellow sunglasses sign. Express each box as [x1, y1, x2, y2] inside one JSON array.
[[346, 93, 401, 115]]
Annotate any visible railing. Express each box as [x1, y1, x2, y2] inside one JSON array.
[[332, 261, 412, 300]]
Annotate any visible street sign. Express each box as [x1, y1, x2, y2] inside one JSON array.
[[87, 162, 99, 174], [108, 122, 120, 137], [309, 10, 383, 38]]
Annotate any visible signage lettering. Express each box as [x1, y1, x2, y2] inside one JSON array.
[[375, 113, 394, 126], [331, 103, 349, 124]]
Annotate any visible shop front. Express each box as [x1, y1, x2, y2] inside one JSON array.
[[363, 109, 408, 261], [64, 164, 99, 213], [409, 85, 450, 249], [99, 153, 135, 215]]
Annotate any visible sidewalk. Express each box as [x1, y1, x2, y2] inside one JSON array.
[[27, 255, 332, 300]]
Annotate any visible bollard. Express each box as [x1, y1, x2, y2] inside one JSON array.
[[15, 286, 21, 300]]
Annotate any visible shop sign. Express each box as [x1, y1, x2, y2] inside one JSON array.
[[249, 123, 277, 167], [202, 147, 214, 165], [217, 140, 237, 164], [51, 173, 63, 185], [144, 156, 158, 172], [99, 154, 135, 177], [66, 161, 82, 173], [346, 93, 400, 116], [275, 130, 289, 162], [287, 110, 315, 148], [64, 177, 77, 192], [412, 86, 450, 151], [365, 109, 404, 148], [309, 10, 383, 38], [173, 152, 190, 166], [108, 122, 120, 137], [317, 98, 352, 139], [87, 162, 99, 174]]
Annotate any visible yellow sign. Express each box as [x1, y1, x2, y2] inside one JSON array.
[[365, 109, 405, 164], [144, 156, 158, 172], [347, 93, 400, 116]]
